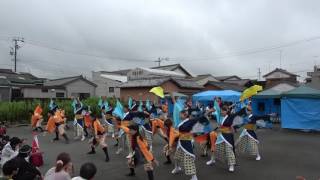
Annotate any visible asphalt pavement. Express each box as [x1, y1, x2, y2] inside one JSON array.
[[6, 125, 320, 180]]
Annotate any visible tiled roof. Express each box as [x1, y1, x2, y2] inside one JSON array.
[[205, 81, 244, 91], [120, 77, 203, 89], [44, 76, 97, 87], [263, 68, 298, 78], [151, 64, 193, 77], [215, 75, 241, 81]]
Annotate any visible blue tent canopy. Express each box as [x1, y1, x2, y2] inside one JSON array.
[[192, 90, 241, 103], [281, 86, 320, 130]]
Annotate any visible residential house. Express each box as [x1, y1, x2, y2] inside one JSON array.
[[266, 82, 297, 92], [203, 81, 245, 92], [0, 69, 45, 101], [120, 77, 203, 102], [192, 74, 219, 86], [0, 76, 11, 101], [263, 68, 298, 88], [33, 75, 97, 99], [92, 71, 127, 98], [307, 65, 320, 89]]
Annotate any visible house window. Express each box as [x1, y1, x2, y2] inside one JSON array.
[[41, 88, 48, 93], [109, 87, 114, 93], [56, 92, 65, 98], [79, 93, 90, 100]]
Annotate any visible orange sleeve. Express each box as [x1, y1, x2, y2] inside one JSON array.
[[209, 131, 217, 152], [93, 121, 98, 135], [46, 116, 56, 133], [169, 128, 179, 148], [137, 138, 154, 162], [120, 125, 130, 134], [31, 115, 36, 127]]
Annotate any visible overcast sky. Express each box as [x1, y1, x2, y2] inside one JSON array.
[[0, 0, 319, 80]]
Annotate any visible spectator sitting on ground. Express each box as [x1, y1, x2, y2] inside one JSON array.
[[72, 162, 97, 180], [0, 135, 10, 152], [13, 145, 42, 180], [0, 159, 19, 180], [0, 137, 22, 167], [44, 152, 73, 180]]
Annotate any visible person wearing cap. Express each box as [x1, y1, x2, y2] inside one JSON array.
[[120, 124, 158, 180], [12, 145, 42, 180], [0, 137, 22, 167], [87, 114, 110, 162], [236, 105, 271, 161]]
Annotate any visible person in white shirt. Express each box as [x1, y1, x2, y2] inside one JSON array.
[[0, 137, 22, 167]]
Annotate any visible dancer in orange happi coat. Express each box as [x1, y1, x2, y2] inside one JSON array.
[[31, 105, 44, 132], [46, 110, 69, 143]]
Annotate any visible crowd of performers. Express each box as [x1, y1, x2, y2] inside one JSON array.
[[30, 95, 273, 180]]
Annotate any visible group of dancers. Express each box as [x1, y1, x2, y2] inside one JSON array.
[[30, 94, 272, 180]]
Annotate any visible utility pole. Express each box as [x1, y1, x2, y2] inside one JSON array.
[[154, 57, 169, 67], [279, 50, 282, 69], [10, 37, 24, 72], [258, 68, 261, 81]]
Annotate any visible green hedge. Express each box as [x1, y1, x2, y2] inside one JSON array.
[[0, 97, 117, 124]]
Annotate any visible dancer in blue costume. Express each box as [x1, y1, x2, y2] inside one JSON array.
[[236, 105, 272, 161], [212, 99, 246, 172]]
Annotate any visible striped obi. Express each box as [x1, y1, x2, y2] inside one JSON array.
[[179, 132, 193, 141], [244, 124, 256, 130]]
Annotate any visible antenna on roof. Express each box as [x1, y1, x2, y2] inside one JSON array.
[[154, 57, 169, 67], [279, 50, 283, 69]]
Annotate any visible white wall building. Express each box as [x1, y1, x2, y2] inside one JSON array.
[[92, 71, 127, 98]]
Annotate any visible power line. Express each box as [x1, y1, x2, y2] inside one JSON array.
[[25, 39, 154, 63], [171, 36, 320, 61]]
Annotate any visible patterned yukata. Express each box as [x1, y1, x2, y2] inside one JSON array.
[[174, 118, 199, 176], [215, 108, 246, 166], [237, 114, 270, 156]]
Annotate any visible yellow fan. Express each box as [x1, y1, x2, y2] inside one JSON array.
[[240, 85, 263, 101], [149, 86, 165, 98]]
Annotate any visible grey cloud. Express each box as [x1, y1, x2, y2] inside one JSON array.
[[0, 0, 319, 80]]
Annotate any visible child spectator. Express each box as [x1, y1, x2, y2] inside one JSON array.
[[44, 152, 73, 180], [71, 162, 97, 180], [1, 159, 19, 180]]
